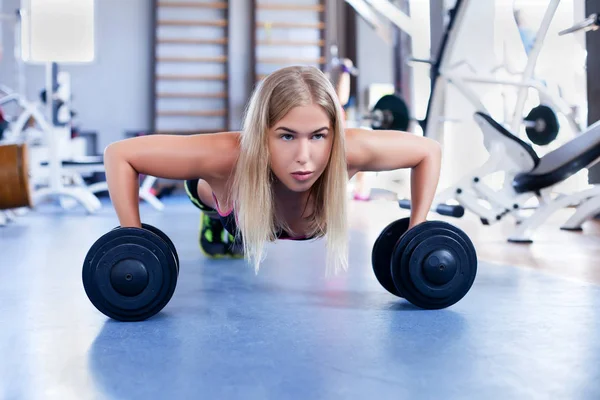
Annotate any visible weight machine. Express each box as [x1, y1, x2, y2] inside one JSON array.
[[347, 0, 600, 241], [345, 0, 581, 144], [0, 3, 164, 223]]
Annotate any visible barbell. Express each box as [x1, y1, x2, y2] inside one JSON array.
[[363, 94, 411, 132]]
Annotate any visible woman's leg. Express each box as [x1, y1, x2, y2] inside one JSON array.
[[196, 179, 217, 210], [183, 179, 243, 258], [183, 179, 228, 257]]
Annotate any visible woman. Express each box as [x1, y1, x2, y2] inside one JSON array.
[[104, 66, 441, 274]]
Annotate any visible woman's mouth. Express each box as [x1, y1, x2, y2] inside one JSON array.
[[291, 171, 313, 181]]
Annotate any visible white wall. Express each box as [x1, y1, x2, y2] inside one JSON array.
[[1, 0, 153, 150]]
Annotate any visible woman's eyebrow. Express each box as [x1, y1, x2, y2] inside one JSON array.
[[275, 126, 329, 133]]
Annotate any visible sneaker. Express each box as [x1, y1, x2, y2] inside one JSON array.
[[199, 213, 228, 258]]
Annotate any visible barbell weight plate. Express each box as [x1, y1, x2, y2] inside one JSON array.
[[82, 227, 178, 322], [371, 217, 410, 297], [141, 223, 179, 272], [524, 104, 559, 146], [391, 221, 477, 309], [372, 94, 410, 131]]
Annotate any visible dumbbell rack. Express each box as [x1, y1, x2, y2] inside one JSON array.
[[151, 0, 230, 134], [251, 0, 328, 83]]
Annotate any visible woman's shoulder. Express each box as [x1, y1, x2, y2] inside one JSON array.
[[194, 131, 241, 184], [344, 127, 366, 175]]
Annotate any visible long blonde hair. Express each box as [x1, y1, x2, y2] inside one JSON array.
[[230, 65, 348, 275]]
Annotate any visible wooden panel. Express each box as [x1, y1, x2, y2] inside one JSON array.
[[157, 74, 227, 81], [152, 0, 230, 134], [157, 92, 228, 99], [157, 56, 228, 63], [158, 19, 228, 27], [257, 4, 325, 11], [158, 38, 228, 45], [157, 1, 227, 9], [256, 21, 325, 29], [252, 0, 328, 83], [258, 57, 326, 64], [257, 39, 325, 46]]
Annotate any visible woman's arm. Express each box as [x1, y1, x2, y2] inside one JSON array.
[[103, 132, 239, 228], [346, 128, 442, 228]]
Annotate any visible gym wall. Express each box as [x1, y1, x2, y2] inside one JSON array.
[[0, 0, 396, 150], [1, 0, 153, 150], [355, 15, 394, 114]]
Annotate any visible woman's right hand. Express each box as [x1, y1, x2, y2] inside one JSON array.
[[103, 132, 239, 228]]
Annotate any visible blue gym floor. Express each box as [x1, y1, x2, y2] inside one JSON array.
[[1, 195, 599, 399]]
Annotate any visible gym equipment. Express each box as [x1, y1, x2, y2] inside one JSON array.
[[369, 94, 410, 131], [351, 0, 582, 144], [372, 217, 477, 309], [524, 105, 560, 146], [509, 119, 600, 242], [380, 2, 600, 242], [558, 12, 599, 36], [400, 114, 600, 242], [82, 224, 179, 322], [0, 143, 32, 210], [398, 199, 464, 218]]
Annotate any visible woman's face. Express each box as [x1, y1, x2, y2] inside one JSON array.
[[268, 104, 334, 193]]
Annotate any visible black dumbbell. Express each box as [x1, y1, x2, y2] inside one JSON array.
[[372, 218, 477, 309], [82, 223, 179, 321]]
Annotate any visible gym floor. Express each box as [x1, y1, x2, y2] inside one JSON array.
[[1, 194, 600, 399]]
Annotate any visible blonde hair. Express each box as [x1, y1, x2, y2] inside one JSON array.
[[230, 65, 348, 275]]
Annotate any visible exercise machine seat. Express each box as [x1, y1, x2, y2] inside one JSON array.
[[474, 112, 541, 167], [513, 120, 600, 193]]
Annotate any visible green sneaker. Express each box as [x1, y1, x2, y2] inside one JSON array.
[[199, 213, 228, 258]]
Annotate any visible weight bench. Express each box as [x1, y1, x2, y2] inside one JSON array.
[[37, 157, 165, 211], [400, 112, 600, 242], [508, 118, 600, 242], [402, 111, 543, 224]]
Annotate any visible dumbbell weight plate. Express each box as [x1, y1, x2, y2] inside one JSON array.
[[371, 218, 410, 297], [82, 227, 178, 321], [141, 223, 179, 271], [391, 221, 477, 309], [111, 224, 179, 271]]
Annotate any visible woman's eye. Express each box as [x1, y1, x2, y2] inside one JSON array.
[[281, 134, 293, 141], [313, 134, 326, 140]]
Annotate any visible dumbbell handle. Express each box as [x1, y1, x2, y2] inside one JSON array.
[[399, 199, 465, 218]]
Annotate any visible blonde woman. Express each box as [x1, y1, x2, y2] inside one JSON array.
[[104, 66, 442, 274]]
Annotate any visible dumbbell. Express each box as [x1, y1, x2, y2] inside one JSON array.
[[82, 223, 179, 321], [372, 218, 477, 309]]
